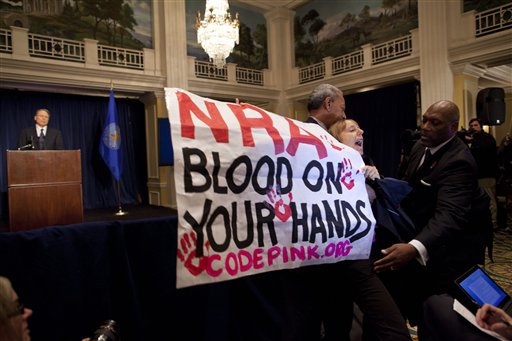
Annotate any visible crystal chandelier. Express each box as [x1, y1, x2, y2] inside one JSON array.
[[196, 0, 239, 68]]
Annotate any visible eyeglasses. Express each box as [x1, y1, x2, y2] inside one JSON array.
[[8, 299, 25, 318]]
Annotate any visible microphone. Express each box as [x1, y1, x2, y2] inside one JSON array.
[[17, 136, 35, 150], [17, 143, 33, 150]]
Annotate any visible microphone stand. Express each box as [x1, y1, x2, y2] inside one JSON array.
[[114, 178, 127, 216], [17, 144, 33, 150], [17, 136, 35, 150]]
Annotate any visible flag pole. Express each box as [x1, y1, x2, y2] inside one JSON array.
[[115, 178, 127, 216], [103, 80, 126, 216], [112, 81, 126, 216]]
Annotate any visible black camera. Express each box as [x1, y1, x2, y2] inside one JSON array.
[[91, 320, 120, 341], [457, 127, 475, 141]]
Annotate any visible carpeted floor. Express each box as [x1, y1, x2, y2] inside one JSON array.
[[486, 229, 512, 294]]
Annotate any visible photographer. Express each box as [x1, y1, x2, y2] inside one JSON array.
[[462, 118, 498, 230]]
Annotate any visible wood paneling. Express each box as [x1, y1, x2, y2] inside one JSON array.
[[7, 150, 83, 231]]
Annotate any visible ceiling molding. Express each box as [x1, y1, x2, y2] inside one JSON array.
[[0, 58, 166, 98], [232, 0, 308, 12], [451, 63, 486, 78], [482, 65, 512, 84], [449, 32, 512, 67]]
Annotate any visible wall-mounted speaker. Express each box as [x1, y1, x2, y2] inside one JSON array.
[[476, 87, 505, 125]]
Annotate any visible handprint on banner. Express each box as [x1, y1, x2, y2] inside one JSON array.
[[177, 231, 210, 276], [339, 157, 359, 190], [264, 185, 293, 222], [320, 133, 343, 151]]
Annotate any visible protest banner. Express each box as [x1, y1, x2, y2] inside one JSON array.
[[165, 88, 376, 288]]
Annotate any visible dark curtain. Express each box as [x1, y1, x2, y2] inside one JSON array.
[[345, 81, 419, 178], [0, 217, 285, 341], [0, 89, 148, 217]]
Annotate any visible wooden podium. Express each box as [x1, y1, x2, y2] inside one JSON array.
[[7, 150, 84, 231]]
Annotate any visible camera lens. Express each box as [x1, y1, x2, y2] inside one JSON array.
[[91, 320, 120, 341]]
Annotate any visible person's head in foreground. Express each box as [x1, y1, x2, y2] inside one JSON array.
[[0, 276, 32, 341]]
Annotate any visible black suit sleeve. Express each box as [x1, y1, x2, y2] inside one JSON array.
[[55, 129, 64, 150], [43, 128, 64, 150]]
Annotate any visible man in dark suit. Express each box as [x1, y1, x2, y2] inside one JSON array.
[[464, 118, 498, 230], [17, 108, 64, 150], [373, 100, 491, 334]]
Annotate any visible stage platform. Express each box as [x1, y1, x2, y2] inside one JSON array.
[[0, 204, 177, 232]]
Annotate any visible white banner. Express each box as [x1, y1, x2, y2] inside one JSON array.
[[165, 88, 376, 288]]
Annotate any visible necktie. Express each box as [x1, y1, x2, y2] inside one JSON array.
[[419, 148, 433, 170], [39, 128, 45, 150]]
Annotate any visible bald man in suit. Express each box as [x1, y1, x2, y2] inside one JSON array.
[[17, 108, 64, 150], [374, 100, 491, 335]]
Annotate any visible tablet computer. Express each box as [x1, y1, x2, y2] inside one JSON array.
[[454, 264, 512, 315]]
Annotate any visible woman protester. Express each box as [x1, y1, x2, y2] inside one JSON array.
[[327, 119, 412, 341]]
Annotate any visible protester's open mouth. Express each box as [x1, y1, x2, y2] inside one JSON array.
[[355, 139, 363, 147]]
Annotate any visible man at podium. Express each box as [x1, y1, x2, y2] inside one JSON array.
[[17, 108, 64, 150]]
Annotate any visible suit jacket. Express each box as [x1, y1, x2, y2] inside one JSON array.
[[305, 116, 316, 124], [17, 126, 64, 150], [305, 116, 327, 130], [401, 137, 490, 293]]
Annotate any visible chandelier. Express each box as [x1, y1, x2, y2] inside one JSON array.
[[196, 0, 239, 69]]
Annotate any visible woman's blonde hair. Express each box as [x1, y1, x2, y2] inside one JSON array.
[[0, 276, 20, 340], [328, 119, 357, 143]]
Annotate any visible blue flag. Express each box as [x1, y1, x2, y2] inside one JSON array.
[[99, 89, 123, 180]]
